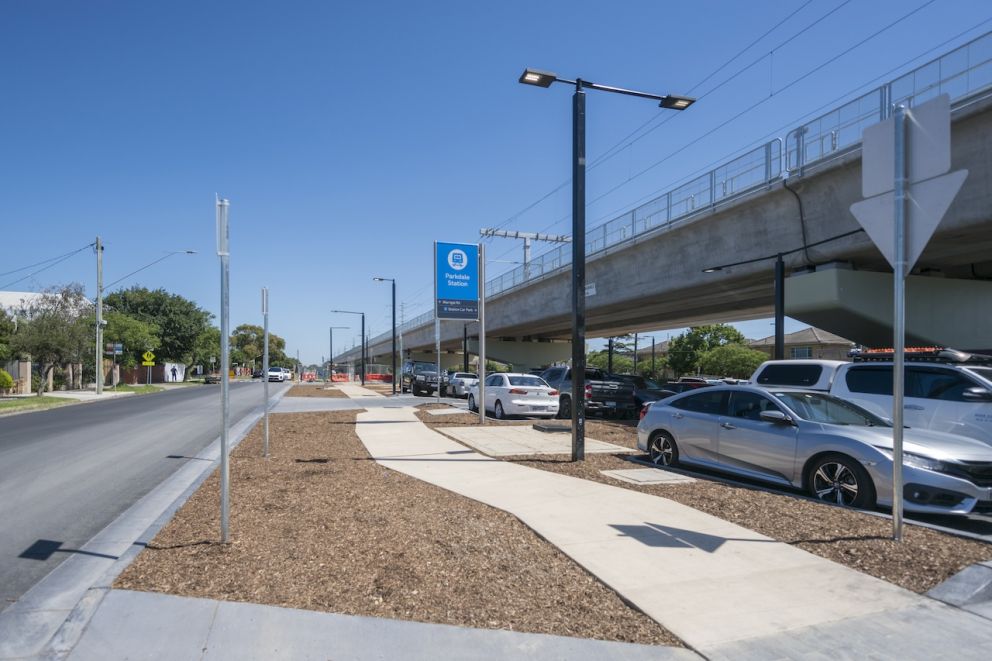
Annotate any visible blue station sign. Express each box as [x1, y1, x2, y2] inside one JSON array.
[[435, 241, 479, 320]]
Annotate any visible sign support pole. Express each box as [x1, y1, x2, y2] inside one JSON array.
[[217, 197, 231, 543], [891, 106, 908, 542], [479, 243, 486, 425], [262, 287, 270, 458]]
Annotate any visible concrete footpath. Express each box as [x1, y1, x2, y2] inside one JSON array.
[[355, 406, 992, 659], [16, 396, 992, 659]]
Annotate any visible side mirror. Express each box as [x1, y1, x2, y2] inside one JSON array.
[[760, 410, 794, 425], [962, 387, 992, 402]]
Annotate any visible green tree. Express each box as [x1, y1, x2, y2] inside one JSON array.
[[698, 344, 767, 379], [104, 287, 212, 368], [0, 308, 15, 361], [104, 311, 160, 370], [667, 324, 748, 377], [587, 349, 633, 374], [11, 284, 92, 396], [193, 326, 221, 373], [0, 368, 14, 393]]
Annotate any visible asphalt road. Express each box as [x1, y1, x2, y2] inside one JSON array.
[[0, 382, 276, 607]]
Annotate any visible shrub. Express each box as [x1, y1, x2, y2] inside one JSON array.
[[0, 369, 13, 393]]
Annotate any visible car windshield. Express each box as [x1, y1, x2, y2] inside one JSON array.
[[965, 366, 992, 384], [507, 376, 548, 387], [772, 391, 890, 427], [413, 364, 434, 374]]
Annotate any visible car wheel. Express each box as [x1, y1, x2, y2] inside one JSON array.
[[413, 386, 423, 397], [558, 395, 571, 419], [495, 401, 505, 419], [648, 431, 678, 467], [468, 394, 477, 412], [807, 453, 875, 508]]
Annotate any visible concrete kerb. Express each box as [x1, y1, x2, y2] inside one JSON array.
[[0, 383, 292, 661]]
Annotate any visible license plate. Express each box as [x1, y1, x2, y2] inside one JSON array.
[[606, 401, 617, 408], [531, 406, 548, 411]]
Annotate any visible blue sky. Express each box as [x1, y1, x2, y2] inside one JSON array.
[[2, 0, 989, 363]]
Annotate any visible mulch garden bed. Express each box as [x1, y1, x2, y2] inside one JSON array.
[[285, 385, 347, 398], [115, 410, 680, 646], [418, 412, 992, 594]]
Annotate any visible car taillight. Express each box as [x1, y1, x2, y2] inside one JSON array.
[[639, 402, 652, 420], [549, 389, 558, 396], [509, 388, 527, 395], [585, 384, 592, 399]]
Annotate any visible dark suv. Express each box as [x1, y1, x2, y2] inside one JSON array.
[[402, 361, 449, 397]]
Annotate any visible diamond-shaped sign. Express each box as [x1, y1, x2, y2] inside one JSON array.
[[142, 350, 155, 363]]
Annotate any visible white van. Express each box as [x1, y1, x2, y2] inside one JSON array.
[[751, 357, 992, 446]]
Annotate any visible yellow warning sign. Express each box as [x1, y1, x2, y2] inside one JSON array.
[[142, 350, 155, 363]]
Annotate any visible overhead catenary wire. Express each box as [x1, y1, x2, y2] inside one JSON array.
[[493, 0, 942, 256], [482, 0, 837, 240]]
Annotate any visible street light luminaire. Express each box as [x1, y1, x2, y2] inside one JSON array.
[[660, 95, 695, 110], [519, 68, 557, 88]]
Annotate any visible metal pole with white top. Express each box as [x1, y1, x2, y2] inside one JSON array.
[[95, 237, 103, 395], [891, 105, 908, 541], [217, 196, 231, 543], [262, 287, 270, 458]]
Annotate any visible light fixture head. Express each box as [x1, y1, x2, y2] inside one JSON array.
[[702, 266, 722, 273], [519, 68, 557, 88], [660, 95, 696, 110]]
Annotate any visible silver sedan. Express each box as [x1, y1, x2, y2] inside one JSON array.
[[636, 385, 992, 515]]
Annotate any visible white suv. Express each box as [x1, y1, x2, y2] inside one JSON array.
[[751, 355, 992, 446]]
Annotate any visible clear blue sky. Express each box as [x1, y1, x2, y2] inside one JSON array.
[[2, 0, 989, 363]]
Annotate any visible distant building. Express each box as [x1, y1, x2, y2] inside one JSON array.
[[749, 327, 854, 361]]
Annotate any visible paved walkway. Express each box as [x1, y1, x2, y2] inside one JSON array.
[[66, 590, 694, 661], [437, 424, 630, 456], [336, 383, 384, 398], [354, 406, 992, 659]]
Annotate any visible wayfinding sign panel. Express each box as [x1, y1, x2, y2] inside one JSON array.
[[435, 242, 479, 320]]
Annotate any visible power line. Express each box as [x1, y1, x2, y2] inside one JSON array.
[[483, 0, 833, 239], [0, 242, 96, 290], [0, 242, 95, 278], [502, 0, 940, 250]]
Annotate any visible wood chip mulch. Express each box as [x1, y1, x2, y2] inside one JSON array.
[[285, 385, 347, 398], [419, 415, 992, 594], [115, 410, 680, 646]]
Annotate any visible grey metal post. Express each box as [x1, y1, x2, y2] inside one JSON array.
[[571, 81, 586, 461], [217, 197, 231, 543], [95, 237, 103, 395], [463, 324, 469, 373], [634, 333, 639, 371], [262, 287, 270, 458], [607, 338, 613, 373], [391, 279, 396, 395], [775, 254, 785, 361], [478, 243, 486, 425], [360, 316, 365, 385], [892, 106, 908, 542], [435, 315, 441, 404], [523, 237, 531, 280], [652, 337, 656, 374]]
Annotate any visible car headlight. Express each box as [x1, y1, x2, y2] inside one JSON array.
[[902, 453, 946, 472]]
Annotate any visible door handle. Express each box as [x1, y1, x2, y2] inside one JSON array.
[[904, 404, 924, 410], [720, 422, 736, 430], [672, 412, 684, 419]]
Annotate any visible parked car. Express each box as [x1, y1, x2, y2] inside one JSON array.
[[448, 372, 478, 397], [539, 366, 637, 419], [751, 351, 992, 445], [659, 381, 712, 394], [607, 374, 677, 408], [267, 367, 286, 382], [637, 384, 992, 515], [408, 362, 448, 397], [468, 373, 559, 419], [252, 369, 263, 379], [401, 360, 446, 394]]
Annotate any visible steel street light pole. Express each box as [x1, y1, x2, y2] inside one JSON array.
[[329, 325, 348, 381], [373, 277, 397, 395], [520, 68, 694, 462]]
